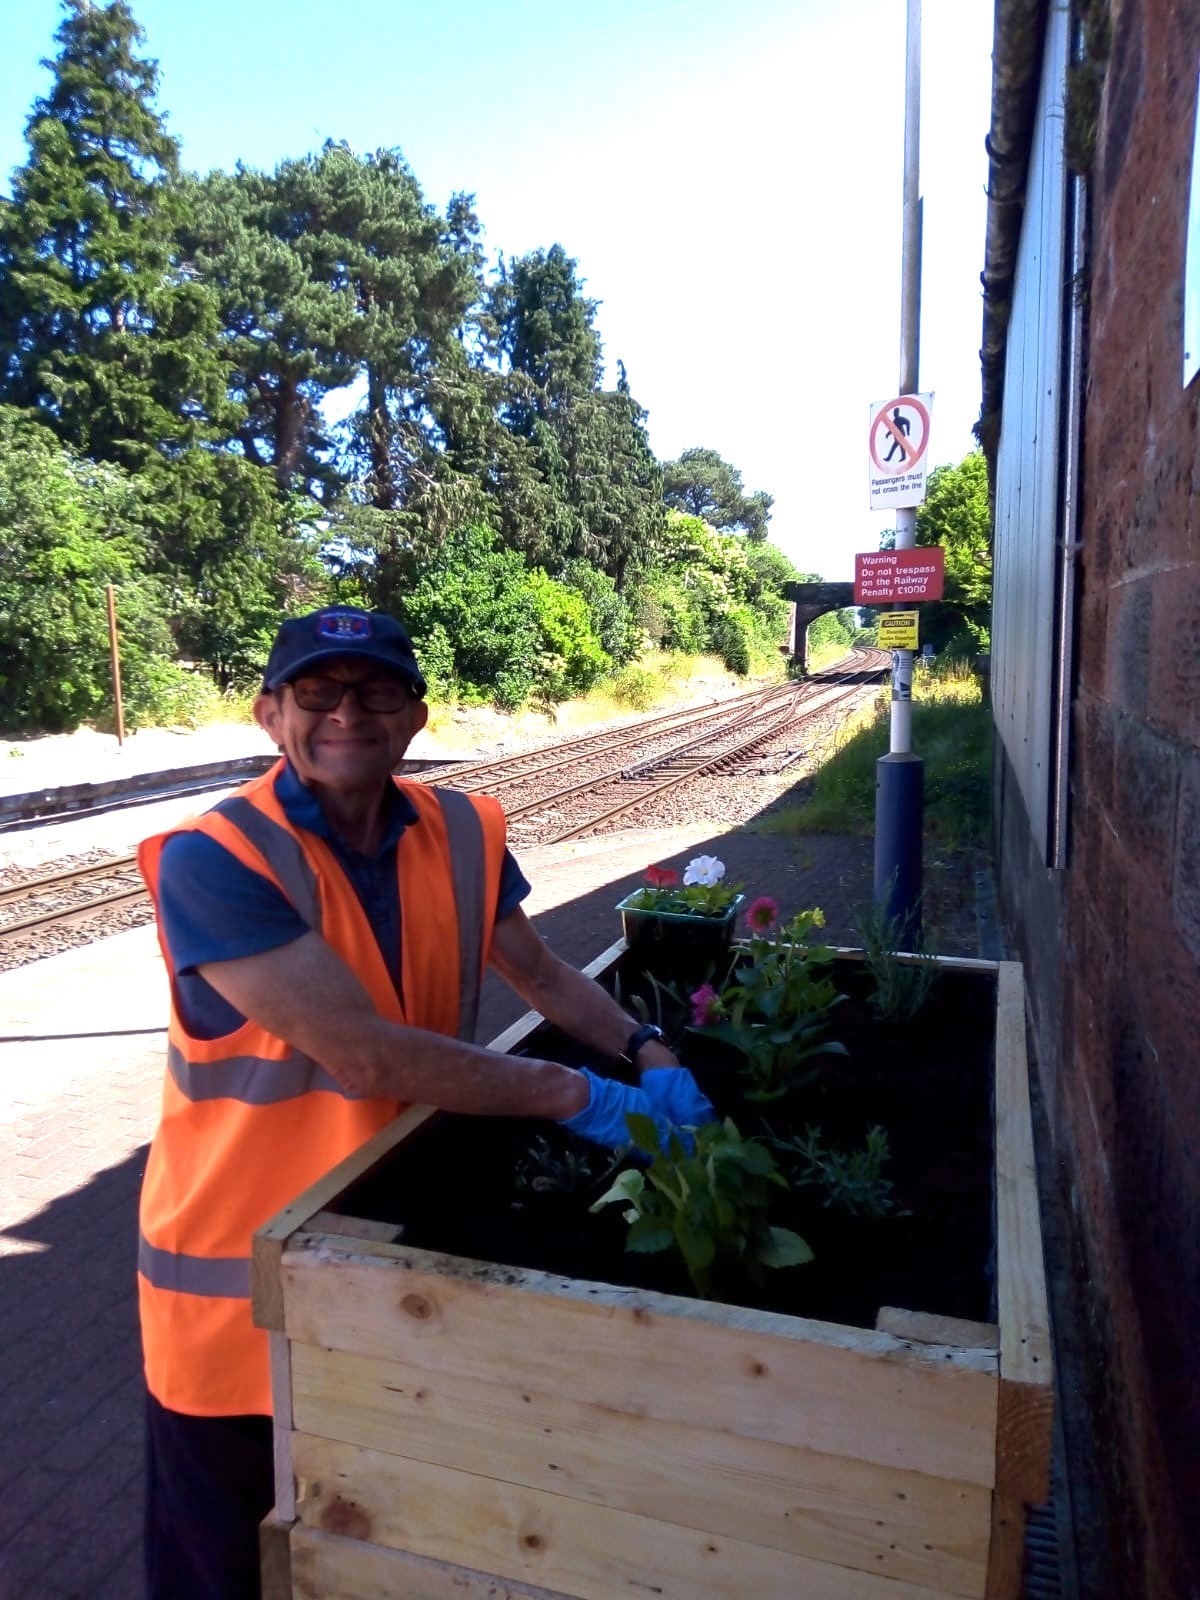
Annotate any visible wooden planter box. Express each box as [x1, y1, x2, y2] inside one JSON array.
[[255, 947, 1052, 1600]]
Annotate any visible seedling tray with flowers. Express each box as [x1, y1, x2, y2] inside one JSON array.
[[255, 910, 1052, 1600]]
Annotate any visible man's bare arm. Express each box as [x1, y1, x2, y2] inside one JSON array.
[[488, 908, 679, 1070], [197, 932, 588, 1119]]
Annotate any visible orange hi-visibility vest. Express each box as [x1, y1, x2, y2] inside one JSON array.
[[136, 762, 506, 1417]]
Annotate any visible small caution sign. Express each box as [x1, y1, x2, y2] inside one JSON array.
[[878, 611, 919, 651], [868, 392, 933, 509]]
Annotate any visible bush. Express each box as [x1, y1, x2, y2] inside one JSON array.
[[398, 526, 539, 708], [610, 665, 659, 709], [0, 410, 177, 731], [121, 659, 225, 731], [398, 526, 611, 710], [709, 606, 755, 674], [562, 561, 639, 666], [526, 571, 611, 702]]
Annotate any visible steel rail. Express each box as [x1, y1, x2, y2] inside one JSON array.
[[0, 882, 148, 940], [502, 686, 802, 823], [427, 682, 794, 791], [617, 677, 833, 781], [0, 854, 139, 906], [536, 676, 881, 845], [452, 683, 797, 798]]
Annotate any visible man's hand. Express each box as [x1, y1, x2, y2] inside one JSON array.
[[639, 1066, 717, 1129], [558, 1069, 676, 1152]]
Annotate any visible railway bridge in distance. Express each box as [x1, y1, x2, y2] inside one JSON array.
[[782, 581, 855, 674]]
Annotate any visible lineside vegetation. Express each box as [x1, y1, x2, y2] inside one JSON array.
[[0, 1, 799, 734], [768, 661, 992, 848]]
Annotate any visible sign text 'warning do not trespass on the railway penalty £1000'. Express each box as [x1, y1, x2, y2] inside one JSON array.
[[868, 392, 933, 509]]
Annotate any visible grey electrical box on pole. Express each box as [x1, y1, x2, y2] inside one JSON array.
[[872, 0, 924, 942]]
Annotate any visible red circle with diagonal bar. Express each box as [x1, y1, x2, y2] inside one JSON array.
[[869, 395, 931, 475]]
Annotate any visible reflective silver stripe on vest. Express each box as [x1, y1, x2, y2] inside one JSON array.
[[212, 795, 322, 929], [433, 788, 486, 1042], [138, 1230, 250, 1299], [167, 1042, 368, 1105]]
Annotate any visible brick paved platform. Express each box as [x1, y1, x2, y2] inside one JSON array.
[[0, 816, 883, 1598]]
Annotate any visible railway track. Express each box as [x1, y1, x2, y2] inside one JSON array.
[[0, 650, 886, 967]]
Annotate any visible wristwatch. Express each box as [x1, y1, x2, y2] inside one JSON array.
[[623, 1022, 667, 1066]]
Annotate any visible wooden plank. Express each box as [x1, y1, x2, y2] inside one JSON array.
[[290, 1340, 990, 1596], [876, 1307, 1001, 1352], [983, 1493, 1027, 1600], [259, 1512, 294, 1600], [270, 1332, 296, 1520], [292, 1432, 970, 1600], [993, 962, 1054, 1504], [483, 938, 628, 1056], [279, 1243, 998, 1486], [307, 1212, 403, 1243], [252, 1104, 439, 1331], [290, 1527, 570, 1600]]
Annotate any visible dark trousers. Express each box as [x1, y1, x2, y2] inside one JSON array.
[[144, 1388, 274, 1600]]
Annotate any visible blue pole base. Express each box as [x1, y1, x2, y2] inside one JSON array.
[[873, 752, 924, 944]]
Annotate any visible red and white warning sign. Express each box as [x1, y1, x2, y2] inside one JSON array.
[[867, 392, 933, 509]]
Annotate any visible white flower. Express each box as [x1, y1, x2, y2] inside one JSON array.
[[683, 855, 725, 887]]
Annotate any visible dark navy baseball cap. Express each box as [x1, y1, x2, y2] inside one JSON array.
[[262, 608, 427, 696]]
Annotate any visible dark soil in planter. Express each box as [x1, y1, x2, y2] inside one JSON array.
[[340, 956, 997, 1331]]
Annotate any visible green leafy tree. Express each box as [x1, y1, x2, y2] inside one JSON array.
[[140, 450, 328, 687], [484, 250, 662, 585], [552, 381, 664, 587], [396, 524, 542, 708], [177, 164, 360, 495], [0, 1, 232, 468], [525, 570, 610, 700], [0, 407, 174, 729], [185, 143, 484, 543], [488, 244, 602, 422], [662, 447, 774, 539], [912, 450, 992, 651]]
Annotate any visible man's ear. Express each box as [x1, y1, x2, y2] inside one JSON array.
[[411, 698, 429, 735], [253, 692, 283, 747]]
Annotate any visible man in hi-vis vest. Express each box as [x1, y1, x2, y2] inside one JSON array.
[[137, 606, 714, 1599]]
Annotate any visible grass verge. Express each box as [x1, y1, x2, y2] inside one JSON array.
[[767, 663, 992, 848]]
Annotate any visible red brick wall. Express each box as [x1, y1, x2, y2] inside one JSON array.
[[1059, 0, 1200, 1591]]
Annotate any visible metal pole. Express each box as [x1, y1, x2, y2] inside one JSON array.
[[105, 583, 126, 747], [874, 0, 923, 940]]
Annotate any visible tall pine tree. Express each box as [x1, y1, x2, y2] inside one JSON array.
[[0, 0, 231, 468]]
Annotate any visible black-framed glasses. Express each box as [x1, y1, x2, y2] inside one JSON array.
[[288, 675, 411, 713]]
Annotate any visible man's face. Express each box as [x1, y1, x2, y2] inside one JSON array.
[[253, 657, 428, 794]]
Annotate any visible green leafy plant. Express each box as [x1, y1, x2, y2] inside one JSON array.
[[512, 1134, 619, 1200], [590, 1116, 812, 1298], [690, 908, 847, 1101], [623, 857, 742, 919], [855, 897, 940, 1023], [767, 1124, 900, 1219]]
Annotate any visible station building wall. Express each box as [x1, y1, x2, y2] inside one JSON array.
[[992, 3, 1200, 1594]]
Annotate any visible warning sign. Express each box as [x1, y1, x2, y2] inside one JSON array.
[[854, 547, 945, 604], [878, 611, 919, 651], [868, 392, 933, 509]]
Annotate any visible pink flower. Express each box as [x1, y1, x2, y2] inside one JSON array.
[[745, 895, 779, 932], [644, 864, 679, 888], [690, 983, 722, 1027]]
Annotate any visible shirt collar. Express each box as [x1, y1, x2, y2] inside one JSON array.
[[274, 760, 418, 858]]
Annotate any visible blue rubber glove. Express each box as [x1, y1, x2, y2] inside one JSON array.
[[558, 1068, 676, 1152], [639, 1067, 717, 1129]]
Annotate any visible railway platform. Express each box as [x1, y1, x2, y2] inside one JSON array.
[[1, 721, 894, 1598]]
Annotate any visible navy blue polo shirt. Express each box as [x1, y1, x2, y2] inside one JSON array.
[[157, 762, 530, 1040]]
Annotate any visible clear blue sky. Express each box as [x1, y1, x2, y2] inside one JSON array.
[[0, 0, 994, 580]]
